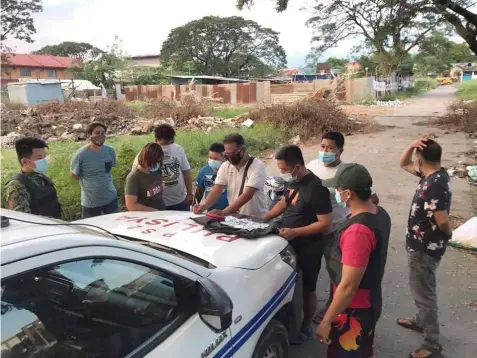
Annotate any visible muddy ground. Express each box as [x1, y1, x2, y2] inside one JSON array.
[[265, 85, 477, 357]]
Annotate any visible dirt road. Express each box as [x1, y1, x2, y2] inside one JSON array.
[[266, 85, 477, 357]]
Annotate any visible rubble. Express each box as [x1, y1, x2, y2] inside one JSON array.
[[0, 100, 240, 147], [360, 99, 403, 108]]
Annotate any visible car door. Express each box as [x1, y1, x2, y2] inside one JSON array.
[[1, 246, 232, 358]]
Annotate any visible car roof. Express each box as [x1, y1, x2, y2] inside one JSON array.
[[75, 211, 287, 269], [0, 209, 94, 246]]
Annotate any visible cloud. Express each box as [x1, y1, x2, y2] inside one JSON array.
[[6, 0, 353, 66]]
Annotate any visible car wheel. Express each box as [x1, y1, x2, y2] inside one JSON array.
[[252, 319, 289, 358]]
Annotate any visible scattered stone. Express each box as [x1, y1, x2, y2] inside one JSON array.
[[72, 123, 83, 131], [142, 121, 154, 133], [289, 135, 301, 145], [60, 132, 77, 141], [242, 118, 254, 128], [130, 127, 143, 135]]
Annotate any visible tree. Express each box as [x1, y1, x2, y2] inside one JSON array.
[[325, 57, 349, 72], [160, 16, 287, 77], [414, 32, 476, 75], [33, 41, 104, 61], [237, 0, 477, 55], [1, 0, 43, 59]]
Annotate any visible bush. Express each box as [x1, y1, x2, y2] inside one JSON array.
[[1, 124, 284, 221], [249, 98, 364, 139], [434, 100, 477, 133]]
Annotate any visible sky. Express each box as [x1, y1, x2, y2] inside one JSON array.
[[6, 0, 355, 68]]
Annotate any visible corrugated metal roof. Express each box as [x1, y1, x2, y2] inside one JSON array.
[[1, 53, 80, 69]]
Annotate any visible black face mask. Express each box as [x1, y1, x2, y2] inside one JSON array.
[[225, 149, 244, 166], [91, 134, 106, 146]]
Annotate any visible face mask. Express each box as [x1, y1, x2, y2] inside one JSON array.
[[225, 150, 244, 166], [149, 163, 160, 172], [335, 190, 348, 208], [414, 158, 421, 173], [318, 151, 336, 164], [33, 158, 48, 173], [91, 134, 106, 146], [280, 166, 298, 183], [208, 159, 222, 170]]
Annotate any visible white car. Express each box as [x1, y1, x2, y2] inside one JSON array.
[[0, 210, 302, 358]]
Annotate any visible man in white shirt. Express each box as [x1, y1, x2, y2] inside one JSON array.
[[307, 131, 379, 323], [132, 124, 193, 211], [193, 133, 268, 217]]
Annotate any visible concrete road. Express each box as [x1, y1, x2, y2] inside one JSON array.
[[267, 85, 477, 357]]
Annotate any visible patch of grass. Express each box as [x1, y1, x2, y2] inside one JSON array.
[[1, 123, 283, 221], [456, 80, 477, 100], [125, 100, 147, 111], [211, 106, 249, 118]]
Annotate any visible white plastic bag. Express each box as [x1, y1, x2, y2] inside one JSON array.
[[450, 217, 477, 251]]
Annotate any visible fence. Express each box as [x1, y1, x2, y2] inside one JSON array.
[[124, 82, 271, 105]]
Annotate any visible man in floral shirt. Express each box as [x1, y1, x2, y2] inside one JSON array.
[[398, 136, 452, 358]]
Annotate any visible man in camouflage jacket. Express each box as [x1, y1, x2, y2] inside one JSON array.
[[4, 137, 61, 218]]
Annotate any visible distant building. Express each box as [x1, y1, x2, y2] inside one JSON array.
[[168, 75, 248, 85], [1, 54, 82, 84], [451, 62, 477, 81], [126, 54, 161, 67], [347, 61, 361, 73]]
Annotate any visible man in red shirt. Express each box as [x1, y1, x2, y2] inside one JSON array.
[[316, 163, 391, 357]]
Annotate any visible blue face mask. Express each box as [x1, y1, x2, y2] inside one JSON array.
[[335, 190, 348, 208], [33, 158, 48, 173], [149, 163, 161, 172], [208, 159, 222, 170], [318, 151, 336, 164]]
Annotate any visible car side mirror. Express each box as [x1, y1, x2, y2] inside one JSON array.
[[196, 277, 233, 333]]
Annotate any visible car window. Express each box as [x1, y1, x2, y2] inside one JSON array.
[[1, 258, 194, 358]]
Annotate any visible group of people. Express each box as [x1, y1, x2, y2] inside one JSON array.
[[5, 121, 452, 358]]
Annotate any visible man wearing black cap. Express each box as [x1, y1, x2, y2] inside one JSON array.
[[316, 163, 391, 358]]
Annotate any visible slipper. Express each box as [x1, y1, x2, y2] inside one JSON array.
[[409, 344, 443, 358], [312, 313, 323, 324], [397, 317, 424, 333]]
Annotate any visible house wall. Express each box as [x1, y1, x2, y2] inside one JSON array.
[[1, 66, 72, 81], [124, 81, 270, 104], [462, 70, 477, 81], [129, 57, 161, 67]]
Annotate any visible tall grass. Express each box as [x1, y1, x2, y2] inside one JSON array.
[[456, 80, 477, 100], [1, 123, 284, 221]]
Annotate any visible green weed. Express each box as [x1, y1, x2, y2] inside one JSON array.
[[211, 107, 249, 118], [456, 80, 477, 100]]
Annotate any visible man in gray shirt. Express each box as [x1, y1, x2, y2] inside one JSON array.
[[70, 122, 118, 218]]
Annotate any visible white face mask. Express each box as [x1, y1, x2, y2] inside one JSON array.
[[280, 166, 298, 183], [335, 190, 349, 208]]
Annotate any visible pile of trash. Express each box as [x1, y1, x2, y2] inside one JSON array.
[[362, 99, 403, 108], [447, 159, 477, 186], [0, 100, 242, 148]]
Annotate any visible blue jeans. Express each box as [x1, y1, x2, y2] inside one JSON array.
[[82, 199, 119, 219], [166, 201, 190, 211]]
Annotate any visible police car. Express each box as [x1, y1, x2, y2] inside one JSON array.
[[1, 209, 302, 358]]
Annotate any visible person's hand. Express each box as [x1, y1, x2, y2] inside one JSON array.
[[185, 194, 194, 206], [209, 209, 229, 216], [411, 135, 429, 150], [279, 228, 298, 240], [193, 204, 207, 214], [316, 321, 332, 345]]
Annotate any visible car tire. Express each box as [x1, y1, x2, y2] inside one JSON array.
[[252, 319, 289, 358]]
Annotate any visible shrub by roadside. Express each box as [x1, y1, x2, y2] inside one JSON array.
[[1, 123, 284, 221], [434, 100, 477, 134], [248, 97, 369, 139]]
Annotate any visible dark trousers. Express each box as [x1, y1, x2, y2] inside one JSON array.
[[82, 199, 119, 219], [166, 201, 190, 211], [408, 251, 441, 349]]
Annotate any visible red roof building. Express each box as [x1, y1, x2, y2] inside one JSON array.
[[1, 53, 82, 84]]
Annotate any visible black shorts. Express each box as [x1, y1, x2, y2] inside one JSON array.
[[293, 239, 324, 293]]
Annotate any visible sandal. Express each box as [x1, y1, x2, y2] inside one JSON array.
[[312, 313, 323, 324], [397, 317, 424, 333], [409, 344, 443, 358]]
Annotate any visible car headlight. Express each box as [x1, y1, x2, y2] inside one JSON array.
[[280, 245, 297, 271]]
